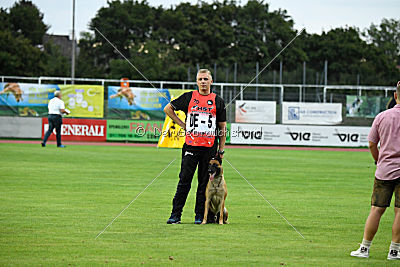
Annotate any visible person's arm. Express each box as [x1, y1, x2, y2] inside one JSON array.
[[369, 141, 379, 164], [217, 121, 226, 159], [60, 108, 70, 114], [164, 103, 186, 130], [59, 101, 70, 115]]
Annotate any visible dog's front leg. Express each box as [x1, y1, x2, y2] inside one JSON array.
[[202, 198, 210, 224], [202, 186, 210, 224], [219, 199, 225, 225]]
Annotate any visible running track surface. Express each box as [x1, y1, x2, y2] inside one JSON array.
[[0, 140, 369, 152]]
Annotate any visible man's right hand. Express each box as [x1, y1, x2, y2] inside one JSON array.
[[164, 103, 185, 130], [60, 108, 70, 115]]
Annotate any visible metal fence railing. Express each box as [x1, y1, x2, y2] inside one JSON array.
[[1, 75, 396, 125]]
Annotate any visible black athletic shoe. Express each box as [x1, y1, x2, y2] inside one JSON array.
[[194, 214, 203, 224], [41, 143, 45, 147], [167, 215, 181, 224]]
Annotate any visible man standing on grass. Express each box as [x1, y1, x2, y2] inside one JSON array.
[[350, 81, 400, 260], [163, 69, 226, 224], [41, 90, 70, 148]]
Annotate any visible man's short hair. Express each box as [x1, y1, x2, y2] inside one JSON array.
[[54, 90, 61, 97], [397, 81, 400, 95], [197, 69, 212, 79]]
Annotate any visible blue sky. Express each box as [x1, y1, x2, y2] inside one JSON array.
[[1, 0, 399, 37]]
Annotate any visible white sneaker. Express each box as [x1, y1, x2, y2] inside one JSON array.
[[387, 249, 400, 260], [350, 245, 369, 258]]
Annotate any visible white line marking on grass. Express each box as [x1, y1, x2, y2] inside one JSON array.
[[95, 157, 177, 239], [225, 158, 306, 240], [224, 28, 305, 109]]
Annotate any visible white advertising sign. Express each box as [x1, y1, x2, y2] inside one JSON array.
[[282, 102, 342, 125], [235, 100, 276, 123], [231, 123, 370, 147]]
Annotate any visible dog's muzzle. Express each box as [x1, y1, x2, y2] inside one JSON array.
[[208, 164, 220, 181]]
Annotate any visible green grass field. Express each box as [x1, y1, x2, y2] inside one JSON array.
[[0, 143, 398, 266]]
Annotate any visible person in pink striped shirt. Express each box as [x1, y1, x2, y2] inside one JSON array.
[[351, 81, 400, 260]]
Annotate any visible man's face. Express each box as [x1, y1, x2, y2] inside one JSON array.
[[197, 72, 212, 95]]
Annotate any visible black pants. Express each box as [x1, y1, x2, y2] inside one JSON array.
[[171, 145, 217, 217], [42, 114, 62, 146]]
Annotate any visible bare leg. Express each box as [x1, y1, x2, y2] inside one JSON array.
[[363, 206, 386, 241], [392, 207, 400, 243]]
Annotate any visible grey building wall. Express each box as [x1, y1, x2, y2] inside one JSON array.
[[43, 34, 79, 60]]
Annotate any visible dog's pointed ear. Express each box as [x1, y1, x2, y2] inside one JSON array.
[[216, 154, 222, 165]]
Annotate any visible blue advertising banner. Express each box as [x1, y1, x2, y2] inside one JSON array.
[[107, 87, 190, 120], [0, 82, 59, 107], [108, 87, 171, 110], [0, 82, 60, 116]]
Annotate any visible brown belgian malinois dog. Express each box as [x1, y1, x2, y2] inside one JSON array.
[[201, 157, 228, 225]]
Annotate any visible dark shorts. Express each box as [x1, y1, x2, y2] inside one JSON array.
[[371, 178, 400, 208]]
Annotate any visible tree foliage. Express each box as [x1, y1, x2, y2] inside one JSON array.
[[0, 2, 46, 76], [85, 0, 309, 81], [0, 30, 45, 76], [8, 0, 48, 45], [0, 0, 60, 76], [367, 18, 400, 64], [81, 0, 398, 85], [42, 42, 70, 77]]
